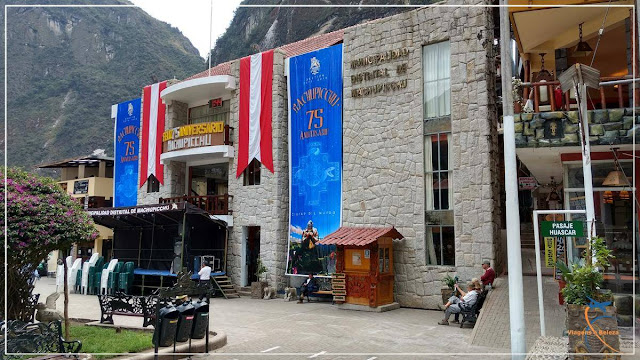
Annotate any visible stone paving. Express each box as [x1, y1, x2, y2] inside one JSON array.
[[471, 276, 567, 350], [34, 277, 511, 360]]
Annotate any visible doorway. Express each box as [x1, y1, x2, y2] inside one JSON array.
[[244, 226, 260, 286]]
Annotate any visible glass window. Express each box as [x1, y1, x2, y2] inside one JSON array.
[[565, 161, 633, 188], [146, 175, 159, 193], [243, 159, 261, 186], [423, 41, 451, 119], [425, 133, 452, 210], [426, 226, 455, 265], [188, 99, 230, 125]]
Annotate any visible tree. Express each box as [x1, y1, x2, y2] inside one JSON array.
[[0, 167, 97, 326]]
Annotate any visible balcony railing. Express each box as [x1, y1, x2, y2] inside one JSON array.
[[159, 194, 233, 215], [519, 76, 639, 113]]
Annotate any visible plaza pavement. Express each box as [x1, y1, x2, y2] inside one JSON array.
[[34, 277, 510, 360]]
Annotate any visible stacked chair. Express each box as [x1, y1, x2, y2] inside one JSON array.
[[55, 256, 73, 292], [80, 253, 99, 295], [107, 262, 124, 294], [87, 257, 105, 295], [99, 259, 119, 295], [67, 258, 82, 292], [117, 262, 135, 294]]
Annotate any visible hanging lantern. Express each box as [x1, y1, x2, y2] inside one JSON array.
[[619, 190, 630, 200], [573, 23, 593, 58]]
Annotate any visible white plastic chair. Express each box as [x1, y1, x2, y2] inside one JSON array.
[[81, 253, 99, 295], [100, 259, 119, 295], [68, 258, 82, 291]]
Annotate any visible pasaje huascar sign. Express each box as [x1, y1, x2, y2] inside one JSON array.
[[541, 221, 584, 237]]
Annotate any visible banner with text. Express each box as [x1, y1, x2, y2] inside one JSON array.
[[286, 44, 343, 276], [113, 98, 141, 207]]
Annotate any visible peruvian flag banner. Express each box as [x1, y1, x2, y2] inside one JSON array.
[[236, 50, 274, 178], [139, 81, 167, 187]]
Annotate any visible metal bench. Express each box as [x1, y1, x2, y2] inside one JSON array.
[[1, 320, 82, 358], [459, 289, 489, 328], [97, 292, 158, 328]]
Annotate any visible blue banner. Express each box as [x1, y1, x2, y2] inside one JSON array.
[[287, 44, 342, 276], [113, 98, 141, 208]]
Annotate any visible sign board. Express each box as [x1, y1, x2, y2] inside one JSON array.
[[541, 221, 584, 237], [518, 176, 537, 190], [209, 98, 223, 108], [544, 237, 556, 268], [286, 44, 343, 276], [113, 98, 141, 207], [73, 180, 89, 194], [554, 237, 567, 280], [162, 121, 225, 152]]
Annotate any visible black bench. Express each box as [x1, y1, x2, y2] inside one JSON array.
[[98, 292, 158, 328], [459, 289, 489, 328], [1, 320, 82, 357]]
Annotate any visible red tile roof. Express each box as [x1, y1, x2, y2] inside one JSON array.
[[181, 29, 344, 83], [318, 227, 404, 246]]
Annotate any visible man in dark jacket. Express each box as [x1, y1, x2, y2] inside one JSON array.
[[298, 273, 318, 303]]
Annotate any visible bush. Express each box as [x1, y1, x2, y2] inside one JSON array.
[[0, 167, 98, 320]]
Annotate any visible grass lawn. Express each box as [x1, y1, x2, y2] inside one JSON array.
[[67, 324, 153, 358]]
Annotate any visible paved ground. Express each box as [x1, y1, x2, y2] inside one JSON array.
[[470, 275, 565, 351], [34, 277, 510, 359]]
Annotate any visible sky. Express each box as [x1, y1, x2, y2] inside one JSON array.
[[130, 0, 244, 59]]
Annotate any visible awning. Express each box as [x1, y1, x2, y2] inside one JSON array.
[[88, 202, 224, 229], [318, 227, 404, 247]]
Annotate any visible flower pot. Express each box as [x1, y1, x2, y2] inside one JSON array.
[[441, 287, 454, 305], [251, 281, 267, 299], [566, 304, 620, 358]]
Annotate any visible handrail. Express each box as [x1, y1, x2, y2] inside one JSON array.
[[159, 194, 233, 215]]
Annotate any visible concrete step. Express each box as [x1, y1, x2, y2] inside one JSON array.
[[237, 290, 252, 297]]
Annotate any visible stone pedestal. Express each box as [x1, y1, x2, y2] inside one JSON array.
[[250, 281, 267, 299], [566, 304, 620, 359], [441, 287, 454, 305]]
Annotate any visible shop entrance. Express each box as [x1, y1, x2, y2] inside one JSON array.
[[244, 226, 260, 286]]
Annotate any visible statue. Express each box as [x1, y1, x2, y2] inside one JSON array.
[[35, 292, 63, 322]]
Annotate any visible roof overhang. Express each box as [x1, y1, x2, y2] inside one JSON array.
[[509, 0, 632, 55], [318, 227, 404, 246], [160, 145, 234, 164], [88, 202, 226, 229], [516, 144, 635, 185], [161, 75, 236, 105]]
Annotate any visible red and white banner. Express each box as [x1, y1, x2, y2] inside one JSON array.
[[236, 50, 274, 178], [140, 81, 167, 187]]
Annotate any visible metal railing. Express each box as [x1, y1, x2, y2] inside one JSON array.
[[159, 194, 233, 215]]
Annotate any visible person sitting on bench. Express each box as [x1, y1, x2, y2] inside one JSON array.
[[438, 281, 479, 325], [298, 273, 318, 303]]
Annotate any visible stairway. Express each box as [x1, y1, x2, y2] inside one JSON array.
[[237, 286, 252, 297], [211, 274, 240, 299], [520, 223, 536, 249]]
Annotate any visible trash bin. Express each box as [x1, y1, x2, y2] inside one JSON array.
[[191, 298, 209, 339], [152, 304, 179, 347], [174, 301, 196, 342]]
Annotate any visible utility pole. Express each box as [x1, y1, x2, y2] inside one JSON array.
[[499, 1, 527, 358]]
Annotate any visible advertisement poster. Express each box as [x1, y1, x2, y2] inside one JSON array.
[[286, 44, 343, 276], [113, 98, 141, 207]]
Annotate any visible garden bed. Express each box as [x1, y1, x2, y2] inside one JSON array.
[[66, 322, 153, 359]]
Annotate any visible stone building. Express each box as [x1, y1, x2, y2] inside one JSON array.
[[132, 1, 503, 309]]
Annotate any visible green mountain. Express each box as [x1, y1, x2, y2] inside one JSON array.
[[2, 0, 205, 170], [209, 0, 429, 66]]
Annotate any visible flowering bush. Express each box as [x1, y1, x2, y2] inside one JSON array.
[[0, 167, 98, 320]]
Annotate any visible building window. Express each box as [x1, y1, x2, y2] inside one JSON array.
[[423, 41, 451, 119], [426, 226, 455, 266], [188, 99, 230, 125], [146, 175, 160, 193], [424, 133, 452, 210], [243, 159, 261, 186]]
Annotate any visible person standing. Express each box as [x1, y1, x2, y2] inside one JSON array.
[[198, 261, 212, 285]]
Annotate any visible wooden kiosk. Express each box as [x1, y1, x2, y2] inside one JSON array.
[[319, 227, 403, 310]]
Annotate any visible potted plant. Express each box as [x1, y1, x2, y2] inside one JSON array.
[[556, 236, 620, 356], [250, 257, 268, 299], [440, 274, 457, 305]]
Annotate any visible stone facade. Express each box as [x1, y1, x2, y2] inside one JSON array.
[[513, 108, 640, 148], [225, 50, 290, 290], [342, 1, 500, 309]]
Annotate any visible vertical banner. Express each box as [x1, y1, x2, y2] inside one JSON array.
[[113, 98, 141, 207], [286, 44, 343, 276]]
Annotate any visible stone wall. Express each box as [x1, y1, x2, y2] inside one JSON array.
[[342, 1, 499, 309], [225, 50, 290, 290], [513, 108, 640, 148]]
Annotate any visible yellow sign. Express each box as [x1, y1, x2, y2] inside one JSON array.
[[162, 121, 224, 142], [544, 237, 556, 268]]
